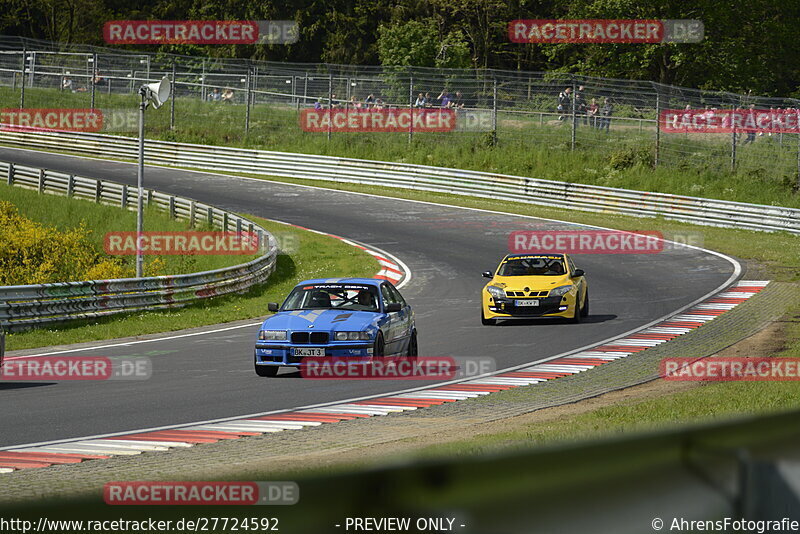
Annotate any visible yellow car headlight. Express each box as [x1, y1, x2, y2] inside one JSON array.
[[549, 285, 574, 297], [486, 285, 505, 299]]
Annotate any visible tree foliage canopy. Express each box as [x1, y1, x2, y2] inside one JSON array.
[[1, 0, 797, 95]]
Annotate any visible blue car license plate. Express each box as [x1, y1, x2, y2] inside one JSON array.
[[293, 347, 325, 357]]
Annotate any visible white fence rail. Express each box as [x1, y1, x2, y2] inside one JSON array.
[[1, 128, 798, 234], [0, 159, 278, 332]]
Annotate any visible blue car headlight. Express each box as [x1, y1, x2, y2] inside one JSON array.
[[486, 285, 505, 299], [334, 331, 371, 341], [549, 285, 574, 297], [258, 330, 287, 341]]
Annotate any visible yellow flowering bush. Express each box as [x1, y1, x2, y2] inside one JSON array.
[[0, 201, 132, 284]]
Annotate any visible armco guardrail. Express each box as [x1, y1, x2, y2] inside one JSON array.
[[1, 128, 799, 234], [0, 159, 278, 332]]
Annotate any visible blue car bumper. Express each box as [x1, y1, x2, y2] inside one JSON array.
[[255, 343, 373, 367]]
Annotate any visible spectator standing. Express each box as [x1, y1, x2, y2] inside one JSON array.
[[414, 93, 426, 107], [438, 90, 452, 108], [599, 98, 613, 131], [221, 88, 234, 103], [575, 86, 587, 125], [587, 98, 599, 128], [209, 88, 221, 102], [742, 104, 757, 144], [557, 87, 572, 121], [364, 93, 375, 108], [61, 76, 73, 92], [314, 98, 323, 110], [452, 91, 465, 109]]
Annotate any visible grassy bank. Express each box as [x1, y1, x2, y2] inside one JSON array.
[[1, 86, 798, 208]]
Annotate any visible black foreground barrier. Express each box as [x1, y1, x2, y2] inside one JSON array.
[[3, 408, 800, 534]]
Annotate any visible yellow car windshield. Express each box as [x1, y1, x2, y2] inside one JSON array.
[[498, 257, 566, 276]]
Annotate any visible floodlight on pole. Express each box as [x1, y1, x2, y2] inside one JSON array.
[[136, 76, 171, 278]]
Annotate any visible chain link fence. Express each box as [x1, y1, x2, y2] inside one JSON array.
[[1, 35, 799, 186]]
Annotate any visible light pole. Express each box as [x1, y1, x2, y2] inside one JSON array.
[[136, 76, 171, 278]]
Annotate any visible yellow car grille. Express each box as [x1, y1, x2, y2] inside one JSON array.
[[505, 290, 550, 297]]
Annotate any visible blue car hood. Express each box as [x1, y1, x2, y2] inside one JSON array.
[[260, 309, 381, 333]]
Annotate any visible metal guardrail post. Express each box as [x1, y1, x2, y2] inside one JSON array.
[[492, 78, 498, 146], [245, 66, 252, 135], [37, 168, 44, 193], [19, 47, 25, 109], [95, 180, 102, 202], [570, 78, 577, 151], [731, 126, 737, 170], [90, 52, 97, 110], [189, 200, 196, 228], [67, 174, 74, 197], [121, 184, 128, 208], [655, 92, 661, 168], [327, 74, 333, 142], [200, 58, 206, 101], [408, 76, 414, 145], [170, 61, 176, 130], [7, 163, 14, 186], [168, 196, 176, 218], [0, 328, 5, 367]]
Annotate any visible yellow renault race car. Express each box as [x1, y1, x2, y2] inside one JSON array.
[[481, 253, 588, 325]]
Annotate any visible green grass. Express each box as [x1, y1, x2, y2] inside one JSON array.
[[2, 85, 799, 209], [0, 181, 256, 277], [4, 213, 379, 351]]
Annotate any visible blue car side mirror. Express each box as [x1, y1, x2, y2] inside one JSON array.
[[268, 302, 279, 312], [385, 303, 402, 313]]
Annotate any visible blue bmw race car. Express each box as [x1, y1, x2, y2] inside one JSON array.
[[254, 278, 417, 377]]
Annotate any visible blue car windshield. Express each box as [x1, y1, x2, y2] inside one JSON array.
[[282, 284, 380, 312]]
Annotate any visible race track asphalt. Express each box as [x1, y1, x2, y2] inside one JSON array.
[[0, 147, 738, 446]]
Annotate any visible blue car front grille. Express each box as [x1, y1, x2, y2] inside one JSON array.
[[290, 332, 329, 344]]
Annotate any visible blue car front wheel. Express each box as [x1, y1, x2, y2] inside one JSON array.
[[255, 357, 279, 377], [373, 332, 385, 358]]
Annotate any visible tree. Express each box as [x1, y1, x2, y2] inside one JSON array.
[[377, 19, 470, 69]]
